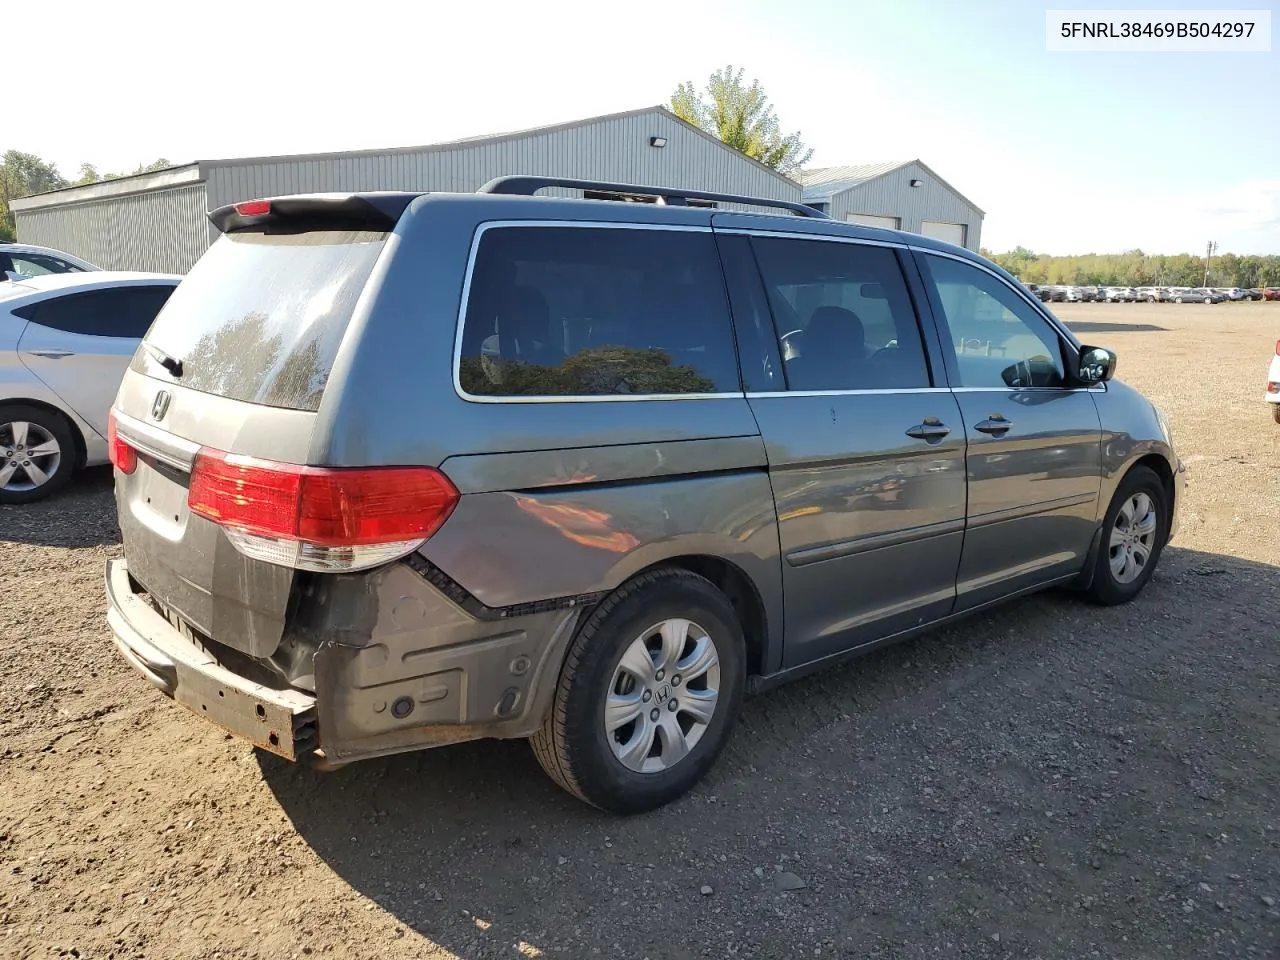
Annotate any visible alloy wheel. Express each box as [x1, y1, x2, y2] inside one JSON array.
[[0, 421, 61, 493], [1109, 491, 1158, 584]]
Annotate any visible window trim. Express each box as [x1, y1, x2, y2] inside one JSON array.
[[451, 220, 746, 404]]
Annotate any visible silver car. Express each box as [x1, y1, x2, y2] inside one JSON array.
[[103, 179, 1184, 814], [0, 242, 100, 280], [1, 272, 179, 502]]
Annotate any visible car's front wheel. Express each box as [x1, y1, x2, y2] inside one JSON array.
[[1271, 405, 1280, 425], [0, 405, 77, 504], [531, 567, 746, 814], [1086, 465, 1169, 605]]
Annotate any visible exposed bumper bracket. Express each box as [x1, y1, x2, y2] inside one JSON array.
[[105, 558, 317, 760]]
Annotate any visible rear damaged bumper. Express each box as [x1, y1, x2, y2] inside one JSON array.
[[105, 558, 583, 767], [105, 558, 317, 760]]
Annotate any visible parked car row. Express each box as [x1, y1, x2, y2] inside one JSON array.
[[1021, 282, 1277, 303]]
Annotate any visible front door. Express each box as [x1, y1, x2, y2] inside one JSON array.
[[17, 285, 174, 437], [915, 252, 1103, 610], [717, 232, 967, 668]]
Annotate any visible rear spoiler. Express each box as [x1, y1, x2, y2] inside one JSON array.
[[208, 192, 423, 234]]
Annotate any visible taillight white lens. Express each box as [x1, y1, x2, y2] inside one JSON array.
[[222, 529, 429, 572], [188, 449, 459, 572]]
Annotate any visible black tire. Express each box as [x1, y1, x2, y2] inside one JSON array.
[[1272, 405, 1280, 425], [0, 404, 78, 505], [530, 567, 746, 814], [1085, 465, 1168, 605]]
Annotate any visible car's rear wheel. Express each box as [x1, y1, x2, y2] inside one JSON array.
[[1272, 404, 1280, 425], [0, 405, 77, 504], [1086, 465, 1168, 605], [531, 567, 746, 814]]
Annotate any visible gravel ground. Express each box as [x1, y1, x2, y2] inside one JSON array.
[[2, 301, 1278, 960]]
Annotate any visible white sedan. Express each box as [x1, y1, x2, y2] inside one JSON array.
[[2, 271, 180, 502], [1268, 340, 1280, 423]]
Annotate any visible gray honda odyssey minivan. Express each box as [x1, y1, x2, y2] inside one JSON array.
[[105, 178, 1183, 813]]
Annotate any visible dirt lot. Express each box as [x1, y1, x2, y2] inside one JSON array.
[[2, 301, 1278, 960]]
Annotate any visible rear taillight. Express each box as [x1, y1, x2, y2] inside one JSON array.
[[187, 449, 458, 572], [106, 410, 137, 475]]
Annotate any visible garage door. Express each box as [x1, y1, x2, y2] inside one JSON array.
[[846, 213, 900, 229], [920, 220, 967, 246]]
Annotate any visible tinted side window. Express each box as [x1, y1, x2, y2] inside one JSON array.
[[750, 237, 932, 391], [458, 227, 739, 397], [10, 254, 82, 277], [922, 255, 1065, 388], [26, 286, 174, 339]]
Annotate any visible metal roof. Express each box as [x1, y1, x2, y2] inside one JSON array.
[[797, 162, 909, 200], [11, 106, 798, 213], [798, 159, 985, 215]]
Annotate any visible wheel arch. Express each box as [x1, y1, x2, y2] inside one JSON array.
[[633, 554, 771, 680]]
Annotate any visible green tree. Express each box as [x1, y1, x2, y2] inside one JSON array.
[[0, 150, 68, 241], [984, 247, 1280, 289], [671, 66, 813, 174], [103, 159, 172, 181], [73, 163, 100, 186]]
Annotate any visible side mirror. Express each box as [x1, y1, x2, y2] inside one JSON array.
[[1078, 345, 1117, 383]]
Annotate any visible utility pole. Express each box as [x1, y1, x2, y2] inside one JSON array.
[[1204, 240, 1217, 287]]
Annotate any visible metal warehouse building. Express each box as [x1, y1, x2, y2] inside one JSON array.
[[11, 107, 799, 274], [798, 161, 984, 251], [12, 108, 985, 271]]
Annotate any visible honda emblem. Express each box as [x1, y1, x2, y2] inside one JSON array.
[[151, 390, 171, 420]]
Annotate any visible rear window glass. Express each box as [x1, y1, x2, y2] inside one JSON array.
[[457, 226, 739, 397], [134, 230, 385, 411]]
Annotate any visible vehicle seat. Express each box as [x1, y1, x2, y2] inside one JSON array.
[[498, 286, 563, 366], [787, 306, 867, 390]]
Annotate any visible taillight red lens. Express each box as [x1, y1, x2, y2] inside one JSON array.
[[187, 449, 459, 547], [234, 199, 271, 217], [106, 410, 137, 475]]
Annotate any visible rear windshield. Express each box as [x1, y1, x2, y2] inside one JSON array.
[[134, 230, 385, 411]]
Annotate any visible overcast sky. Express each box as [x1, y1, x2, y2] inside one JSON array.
[[8, 0, 1278, 255]]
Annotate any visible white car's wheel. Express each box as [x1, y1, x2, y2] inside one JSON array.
[[1273, 405, 1280, 425], [0, 405, 77, 504]]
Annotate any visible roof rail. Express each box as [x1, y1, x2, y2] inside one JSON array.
[[477, 176, 828, 219]]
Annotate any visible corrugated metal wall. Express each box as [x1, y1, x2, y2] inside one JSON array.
[[14, 184, 211, 274], [831, 162, 983, 250], [15, 110, 801, 274], [205, 111, 798, 211]]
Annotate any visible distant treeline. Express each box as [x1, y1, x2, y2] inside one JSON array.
[[981, 246, 1280, 288]]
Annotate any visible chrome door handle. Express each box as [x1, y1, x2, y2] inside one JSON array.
[[906, 419, 951, 443], [28, 349, 74, 359], [974, 415, 1012, 436]]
